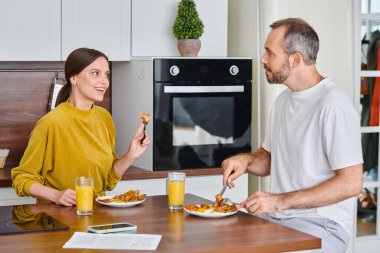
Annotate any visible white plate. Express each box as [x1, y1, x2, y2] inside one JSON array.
[[95, 196, 145, 207], [184, 205, 238, 218]]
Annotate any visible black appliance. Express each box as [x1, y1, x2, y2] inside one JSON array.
[[153, 58, 252, 171]]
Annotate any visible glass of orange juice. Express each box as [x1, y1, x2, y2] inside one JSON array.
[[168, 172, 186, 210], [75, 176, 94, 216]]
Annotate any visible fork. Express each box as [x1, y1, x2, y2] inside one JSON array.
[[219, 185, 227, 197], [141, 121, 148, 144]]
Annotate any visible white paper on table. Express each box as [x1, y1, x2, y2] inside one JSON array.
[[63, 232, 162, 250]]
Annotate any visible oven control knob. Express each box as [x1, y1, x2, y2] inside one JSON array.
[[169, 65, 180, 76], [229, 65, 239, 75]]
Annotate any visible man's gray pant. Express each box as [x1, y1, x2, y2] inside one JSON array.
[[262, 214, 349, 253]]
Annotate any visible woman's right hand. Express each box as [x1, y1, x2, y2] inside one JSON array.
[[127, 122, 151, 160], [53, 189, 76, 206], [29, 182, 76, 207]]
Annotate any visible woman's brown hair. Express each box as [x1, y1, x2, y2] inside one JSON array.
[[55, 48, 109, 107]]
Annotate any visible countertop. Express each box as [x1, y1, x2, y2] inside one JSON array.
[[0, 165, 222, 188]]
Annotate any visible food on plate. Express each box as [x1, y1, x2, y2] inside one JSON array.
[[185, 204, 199, 211], [97, 190, 146, 203], [139, 113, 152, 124], [185, 195, 238, 214]]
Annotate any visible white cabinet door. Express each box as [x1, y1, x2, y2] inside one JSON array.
[[131, 0, 227, 57], [196, 0, 228, 57], [0, 0, 61, 61], [62, 0, 131, 61]]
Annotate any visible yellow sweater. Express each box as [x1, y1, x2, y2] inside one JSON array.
[[12, 102, 120, 197]]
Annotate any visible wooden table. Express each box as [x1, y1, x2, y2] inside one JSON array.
[[0, 194, 321, 252]]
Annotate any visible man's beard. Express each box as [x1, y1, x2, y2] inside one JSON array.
[[264, 61, 291, 84]]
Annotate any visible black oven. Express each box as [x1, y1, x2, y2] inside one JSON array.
[[153, 58, 252, 171]]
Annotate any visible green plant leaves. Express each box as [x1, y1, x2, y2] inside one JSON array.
[[173, 0, 204, 39]]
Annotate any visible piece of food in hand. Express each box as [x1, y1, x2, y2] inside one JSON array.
[[139, 113, 152, 124]]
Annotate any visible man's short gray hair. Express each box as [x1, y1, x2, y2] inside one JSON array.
[[270, 18, 319, 65]]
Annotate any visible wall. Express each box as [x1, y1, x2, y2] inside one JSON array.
[[228, 0, 262, 193], [259, 0, 355, 97], [112, 61, 153, 169]]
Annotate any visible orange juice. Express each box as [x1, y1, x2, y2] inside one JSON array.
[[168, 180, 185, 207], [75, 176, 94, 216], [76, 185, 93, 213]]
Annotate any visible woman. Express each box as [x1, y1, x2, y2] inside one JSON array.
[[12, 48, 150, 206]]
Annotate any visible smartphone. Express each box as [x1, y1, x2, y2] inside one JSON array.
[[87, 223, 137, 234]]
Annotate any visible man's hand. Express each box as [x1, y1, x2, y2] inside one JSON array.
[[221, 154, 249, 188], [239, 191, 284, 215], [221, 148, 271, 188]]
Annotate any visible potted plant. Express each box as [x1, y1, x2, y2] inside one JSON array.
[[173, 0, 204, 57]]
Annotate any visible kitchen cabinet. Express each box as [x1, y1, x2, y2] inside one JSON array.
[[0, 0, 61, 61], [0, 0, 130, 61], [62, 0, 131, 61], [131, 0, 228, 57]]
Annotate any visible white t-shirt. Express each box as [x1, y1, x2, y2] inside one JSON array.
[[262, 78, 363, 233]]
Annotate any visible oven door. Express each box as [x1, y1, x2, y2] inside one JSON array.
[[153, 82, 251, 171]]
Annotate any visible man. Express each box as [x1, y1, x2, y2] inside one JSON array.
[[222, 18, 363, 252]]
